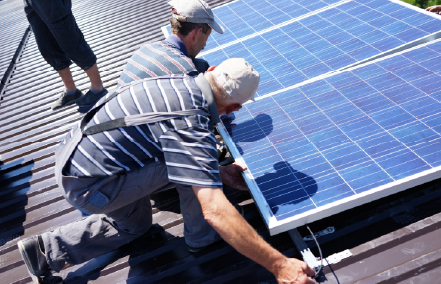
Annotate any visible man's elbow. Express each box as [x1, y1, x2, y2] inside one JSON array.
[[201, 203, 222, 227], [193, 186, 228, 227]]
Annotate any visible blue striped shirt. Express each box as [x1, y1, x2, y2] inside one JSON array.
[[117, 36, 198, 89], [63, 75, 222, 188]]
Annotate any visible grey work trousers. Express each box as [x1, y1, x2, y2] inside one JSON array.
[[41, 162, 220, 272]]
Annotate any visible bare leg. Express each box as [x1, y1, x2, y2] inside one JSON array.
[[57, 67, 76, 92], [51, 66, 82, 110], [85, 63, 103, 91]]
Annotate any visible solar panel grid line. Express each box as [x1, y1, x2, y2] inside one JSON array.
[[271, 91, 396, 187], [217, 122, 277, 225], [219, 35, 440, 234], [196, 0, 351, 56], [195, 0, 441, 98], [228, 100, 330, 210], [288, 81, 431, 181], [201, 0, 433, 60], [243, 101, 357, 210], [252, 37, 441, 103], [338, 32, 441, 73], [218, 105, 441, 235], [161, 0, 351, 50], [208, 0, 316, 46], [271, 165, 441, 234]]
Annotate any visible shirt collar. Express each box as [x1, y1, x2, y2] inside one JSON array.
[[194, 73, 220, 125], [165, 35, 189, 57]]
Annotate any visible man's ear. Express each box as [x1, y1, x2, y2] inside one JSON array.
[[233, 104, 243, 112], [226, 104, 242, 114], [193, 27, 204, 39], [188, 27, 201, 43]]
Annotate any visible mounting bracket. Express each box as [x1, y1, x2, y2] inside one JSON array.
[[288, 229, 320, 269]]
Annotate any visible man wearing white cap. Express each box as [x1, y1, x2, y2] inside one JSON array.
[[18, 58, 315, 284], [116, 0, 224, 89]]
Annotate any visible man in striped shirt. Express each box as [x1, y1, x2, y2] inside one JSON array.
[[116, 0, 223, 89], [18, 58, 315, 284]]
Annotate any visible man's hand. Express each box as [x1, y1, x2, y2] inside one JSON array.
[[426, 5, 441, 14], [273, 258, 316, 284], [194, 186, 315, 284], [219, 162, 248, 191]]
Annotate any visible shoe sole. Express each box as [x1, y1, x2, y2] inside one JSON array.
[[51, 98, 79, 111], [17, 240, 42, 284], [76, 98, 105, 108], [76, 91, 108, 108]]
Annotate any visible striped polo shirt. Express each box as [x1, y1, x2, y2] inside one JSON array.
[[117, 35, 198, 89], [63, 74, 222, 188]]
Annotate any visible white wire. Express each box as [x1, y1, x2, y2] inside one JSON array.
[[307, 225, 323, 278]]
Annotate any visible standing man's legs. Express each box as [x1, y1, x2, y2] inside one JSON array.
[[23, 0, 106, 110], [84, 63, 104, 93], [24, 0, 83, 109], [57, 63, 104, 95], [57, 67, 77, 92]]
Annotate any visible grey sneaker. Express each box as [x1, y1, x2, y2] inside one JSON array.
[[51, 89, 82, 111], [17, 236, 49, 283], [75, 88, 108, 108]]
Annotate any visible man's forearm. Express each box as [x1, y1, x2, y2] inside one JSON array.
[[193, 186, 286, 274]]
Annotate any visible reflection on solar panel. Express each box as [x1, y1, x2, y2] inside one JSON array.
[[220, 40, 441, 234], [161, 0, 441, 234]]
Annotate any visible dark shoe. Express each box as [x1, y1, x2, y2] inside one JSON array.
[[186, 204, 245, 253], [17, 236, 49, 283], [51, 89, 82, 110], [77, 104, 94, 114], [75, 88, 108, 108], [187, 243, 212, 253]]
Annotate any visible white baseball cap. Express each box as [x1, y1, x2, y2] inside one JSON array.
[[168, 0, 225, 34], [211, 58, 260, 104]]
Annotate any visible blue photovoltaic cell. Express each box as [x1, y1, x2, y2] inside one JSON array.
[[222, 40, 441, 221], [199, 0, 440, 97], [165, 0, 341, 51]]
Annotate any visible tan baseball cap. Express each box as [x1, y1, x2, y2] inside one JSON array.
[[211, 58, 260, 105], [168, 0, 225, 34]]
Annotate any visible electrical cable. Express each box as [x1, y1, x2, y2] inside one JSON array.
[[307, 225, 323, 278]]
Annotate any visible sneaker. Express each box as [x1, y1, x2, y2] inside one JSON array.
[[186, 204, 245, 253], [17, 236, 49, 283], [51, 89, 83, 110], [75, 88, 108, 108]]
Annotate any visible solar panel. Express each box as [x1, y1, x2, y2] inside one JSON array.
[[197, 0, 441, 97], [163, 0, 343, 51], [219, 40, 441, 234], [159, 0, 441, 235]]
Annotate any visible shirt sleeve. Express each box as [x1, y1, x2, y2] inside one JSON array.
[[159, 126, 222, 188]]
